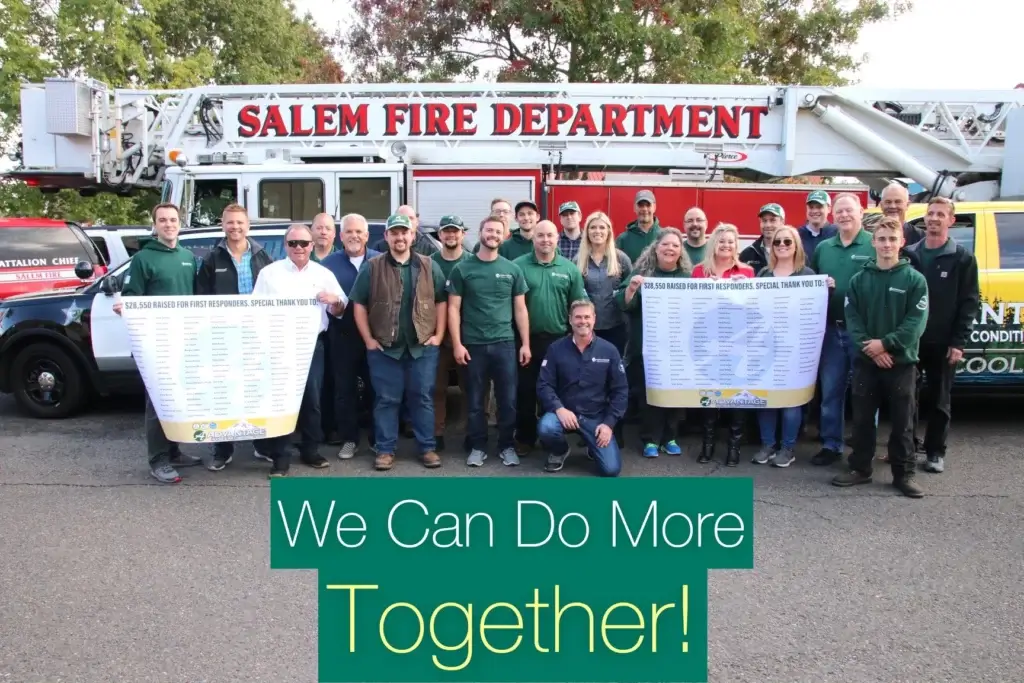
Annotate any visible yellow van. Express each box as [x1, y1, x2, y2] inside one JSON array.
[[866, 201, 1024, 391]]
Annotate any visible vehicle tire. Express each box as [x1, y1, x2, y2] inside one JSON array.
[[10, 342, 88, 419]]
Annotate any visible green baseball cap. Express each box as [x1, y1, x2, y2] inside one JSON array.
[[806, 190, 831, 206], [558, 201, 580, 215], [758, 203, 785, 218], [386, 213, 413, 230], [438, 215, 466, 231]]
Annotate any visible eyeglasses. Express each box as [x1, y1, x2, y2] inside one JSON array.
[[287, 240, 312, 248], [772, 238, 794, 247]]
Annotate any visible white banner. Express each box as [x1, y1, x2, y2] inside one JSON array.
[[121, 295, 322, 443], [640, 276, 829, 408]]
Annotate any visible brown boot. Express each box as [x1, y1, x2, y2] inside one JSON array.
[[422, 451, 441, 469], [892, 477, 924, 498], [375, 452, 395, 471]]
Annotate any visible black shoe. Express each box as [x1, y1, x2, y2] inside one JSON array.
[[324, 431, 342, 446], [697, 443, 714, 464], [811, 448, 841, 466], [301, 452, 330, 469], [169, 450, 202, 468], [893, 477, 924, 498], [832, 469, 872, 487], [268, 463, 289, 478], [725, 448, 740, 467], [207, 453, 233, 471], [435, 435, 446, 452]]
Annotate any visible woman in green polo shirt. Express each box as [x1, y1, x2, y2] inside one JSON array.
[[615, 228, 692, 459]]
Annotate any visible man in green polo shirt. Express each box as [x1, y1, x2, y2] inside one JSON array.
[[447, 213, 531, 468], [431, 215, 472, 452], [512, 219, 587, 454], [350, 213, 448, 471], [615, 189, 662, 262], [808, 192, 875, 467]]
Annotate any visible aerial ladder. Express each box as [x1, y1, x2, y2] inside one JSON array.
[[11, 78, 1024, 204]]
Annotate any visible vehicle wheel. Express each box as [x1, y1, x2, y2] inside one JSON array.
[[10, 342, 87, 419]]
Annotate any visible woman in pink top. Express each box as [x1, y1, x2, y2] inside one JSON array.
[[691, 223, 755, 467]]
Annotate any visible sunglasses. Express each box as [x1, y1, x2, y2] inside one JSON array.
[[287, 240, 312, 248], [772, 238, 794, 247]]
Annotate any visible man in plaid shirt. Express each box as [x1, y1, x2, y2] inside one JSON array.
[[557, 201, 583, 260]]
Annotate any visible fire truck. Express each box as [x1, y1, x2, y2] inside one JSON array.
[[9, 79, 1024, 247]]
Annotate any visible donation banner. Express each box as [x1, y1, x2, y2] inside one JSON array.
[[121, 295, 322, 443], [640, 275, 828, 409]]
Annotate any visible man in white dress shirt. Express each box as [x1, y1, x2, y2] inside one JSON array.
[[252, 224, 348, 477]]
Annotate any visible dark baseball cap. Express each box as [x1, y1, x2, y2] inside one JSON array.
[[438, 215, 466, 231]]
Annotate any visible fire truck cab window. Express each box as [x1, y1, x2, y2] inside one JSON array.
[[259, 179, 324, 220], [338, 177, 392, 221], [191, 178, 239, 226], [994, 212, 1024, 270]]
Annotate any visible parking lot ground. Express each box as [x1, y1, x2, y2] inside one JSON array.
[[1, 392, 1022, 683]]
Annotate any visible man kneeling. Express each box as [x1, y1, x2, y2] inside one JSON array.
[[536, 300, 628, 476]]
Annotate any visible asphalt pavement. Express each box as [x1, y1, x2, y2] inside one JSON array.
[[0, 392, 1021, 683]]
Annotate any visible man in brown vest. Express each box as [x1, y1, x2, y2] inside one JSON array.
[[350, 213, 448, 470]]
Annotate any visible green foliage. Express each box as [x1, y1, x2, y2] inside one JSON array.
[[0, 0, 344, 223], [343, 0, 908, 86]]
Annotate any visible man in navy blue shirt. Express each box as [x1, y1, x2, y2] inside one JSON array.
[[536, 299, 629, 476], [320, 213, 381, 460]]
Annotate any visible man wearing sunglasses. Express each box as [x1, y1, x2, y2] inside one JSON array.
[[251, 224, 348, 477]]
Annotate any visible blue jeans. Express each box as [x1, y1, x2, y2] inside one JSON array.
[[465, 341, 517, 451], [757, 407, 803, 450], [537, 412, 622, 477], [366, 345, 439, 455], [819, 325, 858, 452]]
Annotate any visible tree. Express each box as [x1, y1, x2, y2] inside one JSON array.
[[0, 0, 345, 224], [343, 0, 909, 86]]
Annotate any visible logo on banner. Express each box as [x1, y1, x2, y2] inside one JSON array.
[[192, 419, 269, 442]]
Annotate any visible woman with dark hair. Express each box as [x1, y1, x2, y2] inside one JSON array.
[[615, 227, 692, 459]]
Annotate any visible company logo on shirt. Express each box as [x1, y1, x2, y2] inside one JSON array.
[[888, 287, 905, 294], [851, 255, 869, 261], [591, 357, 610, 363], [181, 261, 193, 267], [551, 272, 570, 280], [916, 295, 928, 311], [495, 273, 513, 281]]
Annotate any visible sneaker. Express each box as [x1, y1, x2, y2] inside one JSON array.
[[642, 443, 659, 458], [169, 450, 201, 468], [337, 442, 357, 460], [301, 452, 330, 469], [499, 447, 520, 467], [893, 477, 924, 498], [771, 448, 795, 468], [831, 469, 872, 487], [268, 462, 289, 478], [207, 453, 232, 471], [466, 449, 487, 467], [922, 455, 945, 474], [751, 445, 776, 465], [811, 448, 841, 466], [254, 448, 274, 463], [544, 449, 570, 473], [150, 462, 181, 484], [662, 440, 682, 456]]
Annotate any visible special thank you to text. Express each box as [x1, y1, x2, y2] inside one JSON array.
[[269, 478, 755, 683]]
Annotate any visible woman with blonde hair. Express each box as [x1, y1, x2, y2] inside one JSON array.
[[577, 211, 633, 355], [615, 228, 692, 459], [752, 225, 816, 468], [691, 222, 755, 467]]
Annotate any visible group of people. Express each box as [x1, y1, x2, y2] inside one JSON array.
[[119, 184, 979, 499]]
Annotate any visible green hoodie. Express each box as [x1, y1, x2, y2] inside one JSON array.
[[121, 237, 197, 297], [614, 264, 690, 363], [497, 230, 534, 262], [614, 218, 662, 263], [845, 258, 929, 365]]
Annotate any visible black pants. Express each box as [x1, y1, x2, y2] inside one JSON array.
[[627, 357, 678, 446], [332, 327, 375, 446], [145, 392, 180, 466], [916, 343, 954, 457], [515, 333, 560, 446], [848, 360, 916, 477]]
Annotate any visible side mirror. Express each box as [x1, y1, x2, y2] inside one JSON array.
[[100, 277, 116, 296], [74, 260, 95, 280]]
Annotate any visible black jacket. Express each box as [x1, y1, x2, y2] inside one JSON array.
[[739, 238, 769, 274], [904, 236, 980, 349], [195, 238, 273, 295]]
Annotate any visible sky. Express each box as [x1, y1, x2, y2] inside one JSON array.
[[296, 0, 1020, 90]]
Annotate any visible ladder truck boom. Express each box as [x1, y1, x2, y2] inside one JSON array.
[[13, 78, 1024, 201]]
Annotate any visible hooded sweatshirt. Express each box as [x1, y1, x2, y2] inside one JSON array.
[[615, 218, 662, 263], [120, 237, 197, 297], [497, 229, 535, 262], [844, 258, 929, 365]]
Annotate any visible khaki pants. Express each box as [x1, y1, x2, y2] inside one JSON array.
[[434, 344, 467, 436]]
